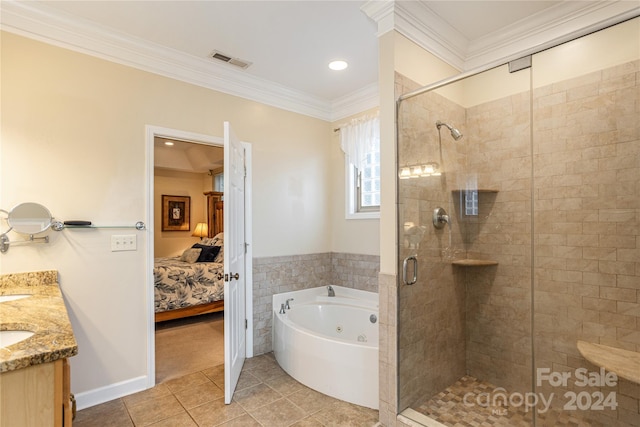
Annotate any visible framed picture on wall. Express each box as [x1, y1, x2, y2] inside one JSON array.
[[162, 195, 190, 231]]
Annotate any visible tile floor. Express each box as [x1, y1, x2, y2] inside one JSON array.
[[73, 352, 380, 427], [414, 375, 601, 427]]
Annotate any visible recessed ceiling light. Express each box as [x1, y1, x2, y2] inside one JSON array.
[[328, 60, 348, 71], [164, 141, 174, 146]]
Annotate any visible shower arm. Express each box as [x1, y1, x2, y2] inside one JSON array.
[[435, 121, 452, 132]]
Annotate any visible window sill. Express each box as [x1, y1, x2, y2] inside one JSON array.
[[346, 211, 380, 220]]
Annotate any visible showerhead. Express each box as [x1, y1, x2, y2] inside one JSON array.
[[436, 120, 463, 141]]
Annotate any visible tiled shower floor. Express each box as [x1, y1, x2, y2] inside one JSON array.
[[412, 375, 602, 427]]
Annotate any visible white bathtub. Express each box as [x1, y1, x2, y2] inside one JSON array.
[[272, 285, 379, 409]]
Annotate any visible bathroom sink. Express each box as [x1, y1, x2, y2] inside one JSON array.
[[0, 294, 31, 303], [0, 330, 35, 348]]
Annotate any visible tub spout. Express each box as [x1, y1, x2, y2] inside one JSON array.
[[279, 303, 286, 314], [285, 298, 294, 310], [327, 285, 335, 297]]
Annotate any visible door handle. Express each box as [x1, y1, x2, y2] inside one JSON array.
[[402, 256, 417, 285], [225, 272, 240, 282]]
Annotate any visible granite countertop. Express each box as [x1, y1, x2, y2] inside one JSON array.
[[0, 270, 78, 372]]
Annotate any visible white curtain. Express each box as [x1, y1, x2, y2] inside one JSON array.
[[339, 113, 380, 171]]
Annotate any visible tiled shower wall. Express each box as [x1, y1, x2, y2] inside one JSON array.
[[531, 60, 640, 426], [252, 252, 379, 355], [396, 69, 535, 407], [464, 89, 533, 395]]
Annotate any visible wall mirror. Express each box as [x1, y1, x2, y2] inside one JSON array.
[[4, 202, 53, 235]]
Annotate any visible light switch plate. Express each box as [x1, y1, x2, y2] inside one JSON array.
[[111, 234, 136, 252]]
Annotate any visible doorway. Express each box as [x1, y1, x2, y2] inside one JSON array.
[[145, 125, 253, 389]]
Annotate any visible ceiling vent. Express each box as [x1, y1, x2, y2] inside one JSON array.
[[209, 50, 252, 69]]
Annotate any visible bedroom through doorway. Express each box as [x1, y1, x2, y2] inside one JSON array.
[[152, 132, 227, 384]]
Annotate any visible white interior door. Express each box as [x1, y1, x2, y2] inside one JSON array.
[[223, 121, 247, 404]]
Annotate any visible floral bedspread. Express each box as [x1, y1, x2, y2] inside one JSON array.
[[154, 257, 224, 313]]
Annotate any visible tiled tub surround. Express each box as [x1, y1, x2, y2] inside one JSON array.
[[252, 252, 379, 355], [392, 58, 639, 426], [0, 270, 78, 372]]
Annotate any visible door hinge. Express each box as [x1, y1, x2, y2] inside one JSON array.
[[244, 242, 248, 253], [245, 319, 248, 329]]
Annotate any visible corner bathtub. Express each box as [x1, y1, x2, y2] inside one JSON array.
[[272, 286, 379, 409]]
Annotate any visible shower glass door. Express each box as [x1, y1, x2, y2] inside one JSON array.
[[530, 18, 640, 426], [396, 62, 534, 425], [396, 16, 639, 427]]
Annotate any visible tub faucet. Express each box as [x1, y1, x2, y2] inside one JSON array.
[[327, 285, 335, 297], [285, 298, 294, 310], [279, 303, 286, 314]]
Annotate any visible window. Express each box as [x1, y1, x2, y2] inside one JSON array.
[[213, 172, 224, 193], [340, 114, 380, 219], [209, 168, 224, 192]]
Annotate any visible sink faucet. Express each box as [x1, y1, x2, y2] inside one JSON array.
[[327, 285, 335, 297]]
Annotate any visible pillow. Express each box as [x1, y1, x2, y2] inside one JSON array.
[[213, 245, 224, 263], [200, 232, 223, 247], [180, 248, 201, 264], [192, 243, 221, 263], [211, 232, 224, 246], [200, 237, 217, 246]]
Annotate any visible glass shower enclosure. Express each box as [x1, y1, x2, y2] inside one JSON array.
[[396, 17, 639, 427]]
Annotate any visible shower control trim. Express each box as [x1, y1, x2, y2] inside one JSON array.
[[433, 207, 450, 229]]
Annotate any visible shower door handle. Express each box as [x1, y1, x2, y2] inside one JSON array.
[[402, 255, 418, 285]]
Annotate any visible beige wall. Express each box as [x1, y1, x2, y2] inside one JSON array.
[[0, 31, 369, 404], [330, 107, 380, 256], [154, 169, 208, 257]]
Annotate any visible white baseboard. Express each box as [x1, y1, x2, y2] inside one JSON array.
[[74, 375, 149, 410]]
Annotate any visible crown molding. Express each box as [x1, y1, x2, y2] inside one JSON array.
[[463, 0, 640, 70], [394, 1, 468, 70], [1, 0, 378, 122], [365, 0, 639, 72], [330, 82, 379, 122], [360, 0, 395, 36], [5, 0, 635, 122]]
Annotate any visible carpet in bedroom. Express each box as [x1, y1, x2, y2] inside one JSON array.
[[155, 311, 224, 384]]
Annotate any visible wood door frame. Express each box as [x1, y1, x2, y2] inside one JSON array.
[[145, 125, 253, 388]]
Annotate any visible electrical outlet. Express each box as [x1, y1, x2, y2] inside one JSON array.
[[111, 234, 137, 252]]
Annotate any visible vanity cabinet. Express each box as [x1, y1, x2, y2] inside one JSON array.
[[1, 358, 72, 427]]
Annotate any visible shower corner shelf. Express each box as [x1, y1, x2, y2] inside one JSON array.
[[451, 259, 498, 267], [577, 340, 640, 385]]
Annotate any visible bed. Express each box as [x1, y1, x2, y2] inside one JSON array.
[[154, 233, 225, 322]]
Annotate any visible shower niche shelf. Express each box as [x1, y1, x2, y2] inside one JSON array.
[[451, 259, 498, 267], [451, 189, 499, 194], [450, 188, 500, 267]]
